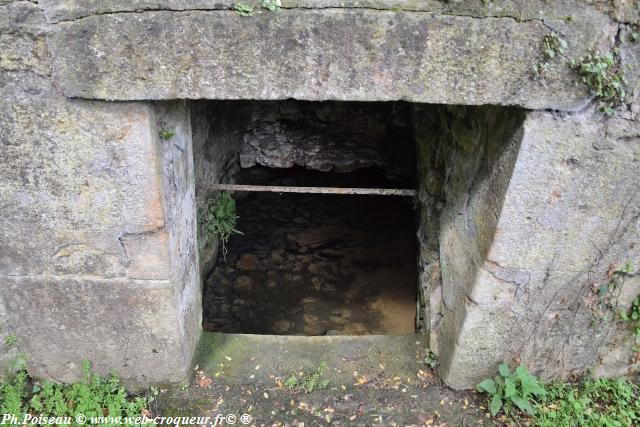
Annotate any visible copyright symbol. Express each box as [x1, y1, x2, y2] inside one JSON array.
[[226, 414, 237, 424], [75, 414, 86, 425]]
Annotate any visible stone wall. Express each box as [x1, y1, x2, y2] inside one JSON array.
[[191, 101, 247, 276], [413, 105, 527, 379], [415, 103, 640, 388], [238, 101, 414, 180], [43, 2, 617, 110], [0, 2, 200, 387], [1, 0, 639, 389]]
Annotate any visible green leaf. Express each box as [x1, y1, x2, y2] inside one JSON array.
[[504, 377, 517, 397], [498, 362, 511, 378], [476, 379, 496, 394], [515, 365, 531, 381], [510, 395, 535, 415], [490, 393, 503, 416]]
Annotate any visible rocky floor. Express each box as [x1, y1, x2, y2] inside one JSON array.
[[202, 171, 417, 335]]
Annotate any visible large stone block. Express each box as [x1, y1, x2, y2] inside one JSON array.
[[45, 7, 614, 109], [0, 276, 190, 387], [438, 107, 640, 388], [0, 72, 167, 279], [0, 79, 201, 385]]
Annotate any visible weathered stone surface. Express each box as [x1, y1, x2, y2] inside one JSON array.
[[46, 8, 614, 109], [154, 101, 202, 370], [2, 0, 639, 391], [620, 26, 640, 105], [0, 276, 190, 388], [241, 119, 385, 172], [0, 74, 167, 279], [0, 1, 201, 384], [0, 1, 50, 76], [0, 77, 201, 385], [38, 0, 440, 23], [432, 106, 640, 389], [239, 101, 414, 177], [613, 0, 640, 22], [413, 105, 527, 388], [191, 101, 247, 276], [38, 0, 616, 24]]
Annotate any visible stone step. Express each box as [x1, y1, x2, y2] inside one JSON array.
[[193, 332, 422, 389]]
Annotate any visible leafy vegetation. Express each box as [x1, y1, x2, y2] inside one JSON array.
[[234, 3, 255, 16], [262, 0, 280, 11], [590, 262, 635, 328], [2, 329, 28, 378], [571, 49, 627, 115], [4, 332, 17, 347], [541, 33, 568, 61], [620, 294, 640, 354], [159, 129, 175, 140], [283, 362, 330, 393], [424, 351, 438, 370], [204, 192, 243, 258], [598, 262, 634, 299], [0, 361, 155, 422], [533, 377, 640, 426], [532, 32, 567, 80], [621, 296, 640, 333], [476, 362, 545, 416], [477, 362, 640, 426]]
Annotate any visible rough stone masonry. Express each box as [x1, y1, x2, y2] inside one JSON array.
[[0, 0, 639, 389]]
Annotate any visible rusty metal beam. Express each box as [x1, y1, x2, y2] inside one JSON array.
[[204, 184, 416, 197]]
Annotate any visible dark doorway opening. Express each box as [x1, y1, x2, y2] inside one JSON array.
[[194, 100, 418, 336], [202, 167, 417, 335]]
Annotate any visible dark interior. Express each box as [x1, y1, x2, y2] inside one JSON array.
[[198, 100, 418, 335]]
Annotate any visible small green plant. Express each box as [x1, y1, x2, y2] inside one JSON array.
[[424, 351, 438, 369], [4, 333, 16, 347], [235, 3, 255, 16], [620, 295, 640, 339], [533, 377, 640, 426], [476, 362, 545, 416], [590, 262, 634, 328], [1, 331, 28, 377], [205, 192, 243, 258], [159, 129, 175, 140], [542, 33, 567, 59], [572, 49, 627, 115], [532, 32, 567, 80], [597, 262, 633, 299], [0, 360, 154, 419], [283, 362, 330, 393], [262, 0, 280, 11]]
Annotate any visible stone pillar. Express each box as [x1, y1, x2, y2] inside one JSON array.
[[431, 106, 640, 389], [0, 2, 200, 385]]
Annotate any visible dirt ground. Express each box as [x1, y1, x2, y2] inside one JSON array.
[[153, 333, 495, 426], [153, 378, 492, 426]]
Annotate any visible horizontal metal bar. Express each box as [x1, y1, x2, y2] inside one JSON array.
[[204, 183, 416, 197]]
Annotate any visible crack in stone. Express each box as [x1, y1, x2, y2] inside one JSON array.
[[48, 5, 561, 28]]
